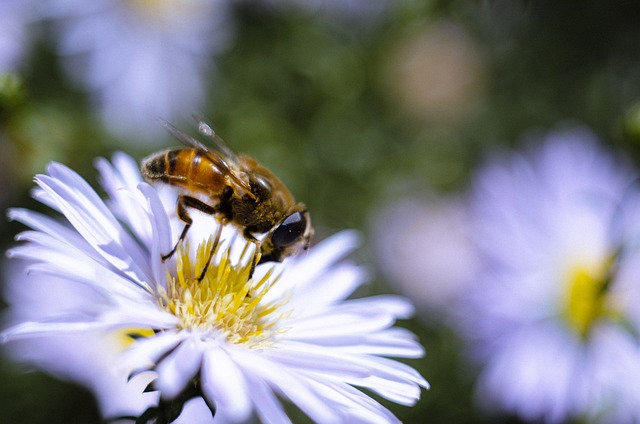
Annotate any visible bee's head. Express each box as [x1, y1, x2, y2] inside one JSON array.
[[259, 207, 313, 264]]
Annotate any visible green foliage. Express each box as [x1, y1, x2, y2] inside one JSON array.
[[0, 359, 100, 424]]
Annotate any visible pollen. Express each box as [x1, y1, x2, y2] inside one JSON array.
[[563, 258, 620, 339], [157, 235, 287, 348]]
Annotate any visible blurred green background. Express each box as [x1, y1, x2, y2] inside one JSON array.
[[2, 0, 640, 422]]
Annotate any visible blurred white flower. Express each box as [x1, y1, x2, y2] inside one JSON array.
[[0, 0, 36, 71], [382, 21, 486, 125], [3, 152, 428, 422], [372, 194, 477, 322], [38, 0, 390, 143], [460, 127, 640, 423], [43, 0, 232, 142]]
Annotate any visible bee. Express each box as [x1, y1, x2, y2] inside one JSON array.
[[141, 121, 313, 274]]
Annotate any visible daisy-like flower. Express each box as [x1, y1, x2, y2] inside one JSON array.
[[42, 0, 232, 141], [460, 127, 640, 423], [2, 152, 428, 423]]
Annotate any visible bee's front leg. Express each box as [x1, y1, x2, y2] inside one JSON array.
[[242, 228, 262, 279], [163, 195, 217, 263]]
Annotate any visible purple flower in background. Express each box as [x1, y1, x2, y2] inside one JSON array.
[[459, 127, 640, 423], [32, 0, 390, 142], [42, 0, 233, 142]]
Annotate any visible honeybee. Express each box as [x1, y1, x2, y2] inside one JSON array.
[[141, 120, 313, 270]]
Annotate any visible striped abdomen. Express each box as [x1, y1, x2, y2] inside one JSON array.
[[141, 148, 227, 196]]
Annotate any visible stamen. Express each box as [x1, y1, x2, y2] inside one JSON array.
[[157, 235, 288, 348]]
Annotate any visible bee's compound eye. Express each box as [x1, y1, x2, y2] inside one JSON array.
[[272, 211, 306, 247]]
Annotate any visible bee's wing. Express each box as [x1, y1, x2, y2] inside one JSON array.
[[159, 120, 257, 199], [196, 120, 238, 162]]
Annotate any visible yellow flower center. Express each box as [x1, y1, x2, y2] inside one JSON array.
[[563, 259, 618, 339], [156, 237, 288, 348]]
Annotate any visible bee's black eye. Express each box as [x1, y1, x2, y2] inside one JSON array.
[[272, 211, 306, 247]]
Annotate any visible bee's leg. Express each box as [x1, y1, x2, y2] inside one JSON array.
[[162, 195, 217, 262], [198, 223, 222, 282], [162, 197, 192, 262], [243, 228, 261, 279]]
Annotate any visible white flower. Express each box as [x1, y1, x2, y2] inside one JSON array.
[[42, 0, 232, 141], [3, 152, 428, 423], [460, 127, 640, 423], [372, 193, 477, 322]]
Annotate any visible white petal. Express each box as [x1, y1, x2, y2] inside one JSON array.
[[5, 331, 159, 419], [200, 346, 252, 422], [101, 302, 177, 326], [119, 332, 185, 372], [173, 397, 214, 424], [9, 234, 150, 302], [243, 372, 290, 424], [35, 165, 153, 284], [280, 264, 367, 312], [1, 318, 109, 342], [359, 375, 423, 406], [233, 351, 342, 423], [284, 311, 395, 339], [4, 260, 110, 321], [340, 295, 416, 319], [9, 208, 95, 259], [313, 380, 401, 424], [280, 340, 427, 384], [285, 329, 425, 358], [30, 186, 60, 212], [109, 152, 144, 189], [46, 161, 152, 274], [155, 337, 204, 399], [281, 230, 360, 292], [260, 347, 370, 379], [95, 154, 153, 246], [340, 332, 425, 358], [269, 341, 428, 403], [138, 182, 174, 287], [357, 355, 429, 388]]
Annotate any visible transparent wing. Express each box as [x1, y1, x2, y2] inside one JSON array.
[[159, 119, 256, 200], [196, 119, 238, 162]]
